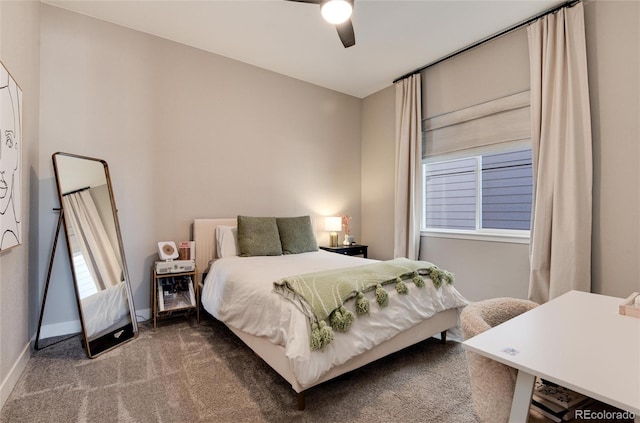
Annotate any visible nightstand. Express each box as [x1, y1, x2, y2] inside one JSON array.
[[319, 244, 368, 258], [151, 267, 198, 330]]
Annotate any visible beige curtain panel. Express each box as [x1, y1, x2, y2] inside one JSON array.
[[527, 2, 593, 304], [64, 190, 122, 293], [394, 74, 422, 260]]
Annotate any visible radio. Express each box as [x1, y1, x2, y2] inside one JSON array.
[[155, 260, 195, 274]]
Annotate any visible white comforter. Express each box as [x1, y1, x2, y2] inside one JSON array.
[[82, 282, 131, 339], [201, 250, 468, 388]]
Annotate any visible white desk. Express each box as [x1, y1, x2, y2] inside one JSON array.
[[463, 290, 640, 422]]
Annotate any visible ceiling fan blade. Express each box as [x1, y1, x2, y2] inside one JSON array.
[[286, 0, 356, 48], [336, 18, 355, 48]]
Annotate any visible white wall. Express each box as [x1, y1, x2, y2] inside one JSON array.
[[585, 0, 640, 298], [419, 27, 531, 301], [0, 0, 40, 409], [361, 0, 640, 302], [1, 0, 637, 412], [421, 27, 530, 118], [38, 5, 362, 329], [360, 27, 532, 301], [361, 85, 395, 260]]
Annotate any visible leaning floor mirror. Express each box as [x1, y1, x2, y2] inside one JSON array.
[[45, 152, 138, 357]]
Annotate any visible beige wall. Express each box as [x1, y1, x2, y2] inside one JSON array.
[[422, 27, 530, 118], [0, 0, 40, 409], [362, 0, 640, 301], [419, 26, 531, 301], [585, 0, 640, 298], [360, 85, 395, 260], [38, 5, 362, 328], [1, 0, 637, 412]]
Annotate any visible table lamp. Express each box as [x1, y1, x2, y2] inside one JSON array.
[[325, 216, 342, 247]]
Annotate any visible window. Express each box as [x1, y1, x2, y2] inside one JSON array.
[[424, 157, 477, 230], [423, 148, 533, 234], [421, 91, 532, 240], [481, 149, 533, 231], [67, 222, 99, 299], [73, 250, 98, 299]]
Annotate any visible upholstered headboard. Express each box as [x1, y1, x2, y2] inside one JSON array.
[[193, 218, 236, 281]]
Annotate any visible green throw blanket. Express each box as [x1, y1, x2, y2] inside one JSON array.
[[273, 257, 454, 351]]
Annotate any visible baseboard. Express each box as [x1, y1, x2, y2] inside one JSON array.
[[38, 319, 82, 339], [38, 308, 152, 339], [0, 341, 30, 410], [135, 308, 152, 323]]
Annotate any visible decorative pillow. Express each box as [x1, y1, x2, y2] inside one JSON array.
[[215, 225, 238, 258], [237, 216, 283, 257], [276, 216, 318, 254]]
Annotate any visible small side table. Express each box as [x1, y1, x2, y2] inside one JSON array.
[[319, 244, 368, 258], [151, 267, 198, 330]]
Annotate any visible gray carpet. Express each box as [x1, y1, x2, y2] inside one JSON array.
[[2, 317, 480, 423]]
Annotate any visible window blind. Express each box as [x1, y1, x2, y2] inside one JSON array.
[[422, 90, 530, 158]]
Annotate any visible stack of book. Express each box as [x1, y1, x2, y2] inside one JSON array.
[[157, 275, 196, 312], [530, 379, 593, 422]]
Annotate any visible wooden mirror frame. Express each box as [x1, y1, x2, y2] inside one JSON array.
[[43, 152, 138, 357]]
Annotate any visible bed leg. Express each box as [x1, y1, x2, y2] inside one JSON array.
[[440, 330, 447, 344], [297, 391, 305, 410]]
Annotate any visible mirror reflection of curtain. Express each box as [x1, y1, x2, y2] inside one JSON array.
[[63, 190, 122, 297]]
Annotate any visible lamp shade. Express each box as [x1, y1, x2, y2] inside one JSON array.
[[324, 216, 342, 232]]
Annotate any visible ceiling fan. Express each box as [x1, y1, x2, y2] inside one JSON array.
[[287, 0, 356, 48]]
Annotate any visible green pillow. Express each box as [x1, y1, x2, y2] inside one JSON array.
[[277, 216, 318, 254], [237, 216, 283, 257]]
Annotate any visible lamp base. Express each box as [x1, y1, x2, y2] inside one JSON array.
[[329, 232, 338, 247]]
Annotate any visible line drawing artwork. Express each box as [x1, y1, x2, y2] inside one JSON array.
[[0, 61, 22, 252]]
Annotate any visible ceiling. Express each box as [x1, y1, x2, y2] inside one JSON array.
[[43, 0, 562, 99]]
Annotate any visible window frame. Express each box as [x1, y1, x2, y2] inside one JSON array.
[[421, 145, 532, 244]]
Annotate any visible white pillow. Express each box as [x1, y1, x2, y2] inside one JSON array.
[[216, 225, 238, 258]]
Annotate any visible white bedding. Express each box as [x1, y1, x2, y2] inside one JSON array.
[[201, 250, 468, 389], [82, 282, 131, 339]]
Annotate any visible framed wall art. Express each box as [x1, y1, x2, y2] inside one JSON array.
[[0, 61, 23, 251]]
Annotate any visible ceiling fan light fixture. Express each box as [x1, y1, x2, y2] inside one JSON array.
[[321, 0, 352, 25]]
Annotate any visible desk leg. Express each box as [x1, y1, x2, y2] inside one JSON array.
[[509, 370, 535, 423]]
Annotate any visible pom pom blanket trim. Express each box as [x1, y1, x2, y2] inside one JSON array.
[[273, 257, 454, 351]]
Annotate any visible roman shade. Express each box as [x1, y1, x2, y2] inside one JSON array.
[[423, 90, 530, 158]]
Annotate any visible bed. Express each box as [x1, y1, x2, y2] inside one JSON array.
[[81, 282, 131, 340], [194, 217, 468, 409]]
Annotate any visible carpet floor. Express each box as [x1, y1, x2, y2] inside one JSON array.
[[2, 316, 481, 423]]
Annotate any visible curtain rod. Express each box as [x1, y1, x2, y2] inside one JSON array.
[[393, 0, 580, 84], [63, 186, 91, 196]]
